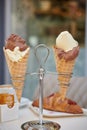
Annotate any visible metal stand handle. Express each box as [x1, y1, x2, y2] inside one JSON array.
[[35, 44, 50, 126], [21, 44, 61, 130]]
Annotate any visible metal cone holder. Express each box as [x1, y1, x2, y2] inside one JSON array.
[[11, 75, 25, 102], [21, 44, 60, 130], [57, 72, 72, 100]]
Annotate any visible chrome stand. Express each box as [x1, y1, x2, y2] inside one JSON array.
[[21, 44, 60, 130]]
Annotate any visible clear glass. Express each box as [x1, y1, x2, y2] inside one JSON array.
[[21, 120, 60, 130]]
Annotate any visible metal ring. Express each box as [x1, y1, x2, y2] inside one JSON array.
[[34, 44, 50, 67]]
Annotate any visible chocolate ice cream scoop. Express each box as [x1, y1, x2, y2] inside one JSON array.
[[5, 34, 28, 51], [54, 46, 79, 61]]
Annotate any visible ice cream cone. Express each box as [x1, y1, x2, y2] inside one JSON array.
[[53, 47, 75, 100], [3, 47, 29, 102]]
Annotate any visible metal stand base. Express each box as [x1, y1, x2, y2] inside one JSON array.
[[21, 120, 60, 130]]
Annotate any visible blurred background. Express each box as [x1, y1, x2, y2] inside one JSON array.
[[0, 0, 86, 100]]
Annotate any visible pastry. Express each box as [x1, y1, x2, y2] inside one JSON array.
[[32, 92, 83, 114]]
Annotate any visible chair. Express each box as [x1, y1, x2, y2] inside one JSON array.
[[34, 74, 87, 108], [67, 77, 87, 108]]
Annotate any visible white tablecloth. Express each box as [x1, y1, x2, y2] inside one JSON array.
[[0, 105, 87, 130]]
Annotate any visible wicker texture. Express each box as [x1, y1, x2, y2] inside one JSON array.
[[4, 47, 29, 102], [53, 47, 76, 100]]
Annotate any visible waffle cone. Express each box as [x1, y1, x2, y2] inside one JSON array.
[[53, 47, 76, 100], [3, 47, 29, 102]]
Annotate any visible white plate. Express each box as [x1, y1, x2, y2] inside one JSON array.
[[19, 97, 30, 108], [29, 102, 87, 117]]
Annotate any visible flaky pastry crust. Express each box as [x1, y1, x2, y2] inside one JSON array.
[[32, 92, 83, 114]]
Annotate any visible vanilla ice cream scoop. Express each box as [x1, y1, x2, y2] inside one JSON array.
[[56, 31, 78, 52], [5, 47, 29, 62]]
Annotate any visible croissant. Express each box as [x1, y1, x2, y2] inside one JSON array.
[[32, 92, 83, 114]]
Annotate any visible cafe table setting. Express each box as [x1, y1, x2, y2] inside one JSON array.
[[0, 96, 87, 130], [0, 32, 87, 129]]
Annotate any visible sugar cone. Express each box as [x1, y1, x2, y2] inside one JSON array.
[[3, 47, 29, 102], [53, 47, 75, 100]]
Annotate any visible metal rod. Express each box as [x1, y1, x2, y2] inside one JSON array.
[[28, 44, 50, 129], [46, 71, 72, 76], [39, 67, 44, 125]]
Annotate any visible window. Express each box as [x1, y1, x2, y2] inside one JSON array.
[[9, 0, 86, 100]]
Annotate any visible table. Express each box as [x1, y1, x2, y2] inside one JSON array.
[[0, 106, 87, 130]]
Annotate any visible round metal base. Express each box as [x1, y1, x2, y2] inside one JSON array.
[[21, 120, 60, 130]]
